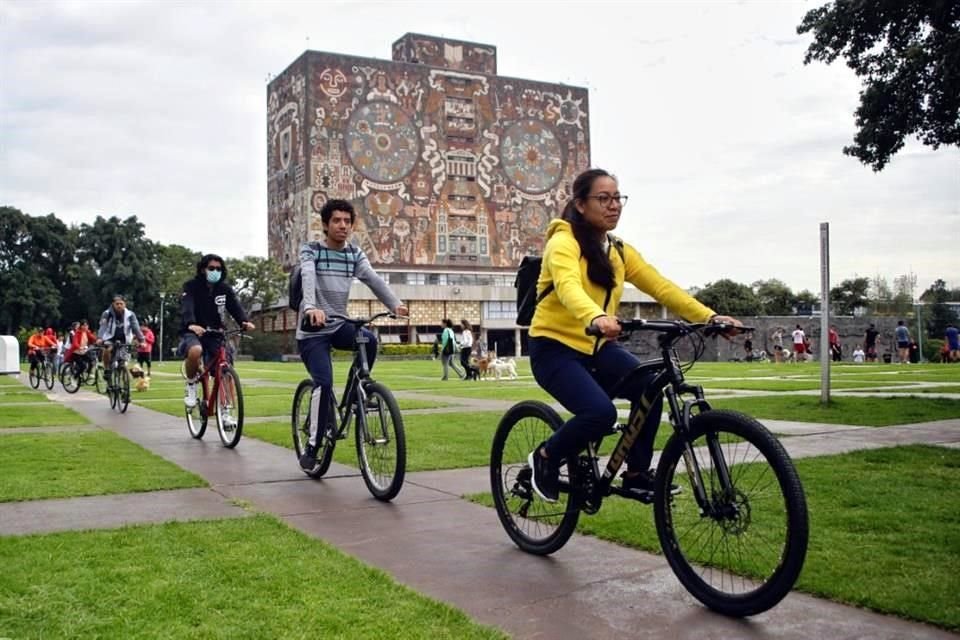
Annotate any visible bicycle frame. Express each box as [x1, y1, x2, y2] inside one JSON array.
[[196, 334, 232, 416], [569, 321, 746, 513], [327, 313, 385, 438]]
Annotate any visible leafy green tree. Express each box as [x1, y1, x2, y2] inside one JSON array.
[[228, 255, 287, 317], [920, 279, 959, 337], [0, 207, 68, 333], [694, 279, 762, 316], [150, 244, 202, 358], [752, 279, 795, 315], [830, 277, 870, 315], [793, 290, 819, 315], [798, 1, 960, 171], [75, 216, 160, 321]]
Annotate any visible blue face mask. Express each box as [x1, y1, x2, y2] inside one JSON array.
[[206, 268, 222, 284]]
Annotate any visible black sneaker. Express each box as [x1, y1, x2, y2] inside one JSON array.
[[299, 444, 318, 470], [527, 446, 560, 503], [621, 469, 680, 496]]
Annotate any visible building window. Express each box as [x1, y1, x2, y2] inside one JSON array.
[[484, 300, 515, 320]]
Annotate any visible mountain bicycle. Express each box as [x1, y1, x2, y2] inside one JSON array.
[[490, 320, 808, 617], [59, 347, 104, 394], [291, 311, 406, 501], [28, 349, 56, 390], [184, 328, 246, 448], [103, 342, 134, 413]]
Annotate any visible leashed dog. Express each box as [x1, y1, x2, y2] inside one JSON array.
[[130, 365, 151, 391], [487, 357, 518, 381]]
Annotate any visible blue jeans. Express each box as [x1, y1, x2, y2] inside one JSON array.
[[529, 336, 663, 472], [298, 323, 378, 447]]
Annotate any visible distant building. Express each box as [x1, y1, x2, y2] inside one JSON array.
[[263, 34, 661, 354]]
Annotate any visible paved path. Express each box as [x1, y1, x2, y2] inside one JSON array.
[[2, 382, 958, 639]]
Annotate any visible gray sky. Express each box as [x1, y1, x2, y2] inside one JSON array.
[[2, 0, 957, 295]]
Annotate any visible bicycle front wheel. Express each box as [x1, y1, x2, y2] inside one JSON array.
[[60, 363, 80, 394], [94, 365, 106, 394], [186, 378, 207, 439], [355, 382, 405, 501], [216, 366, 244, 448], [28, 365, 40, 389], [490, 400, 579, 555], [654, 409, 808, 617], [43, 363, 55, 390], [291, 380, 335, 478], [116, 367, 130, 413]]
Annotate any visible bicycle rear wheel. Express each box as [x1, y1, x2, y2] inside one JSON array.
[[108, 369, 119, 409], [490, 400, 580, 555], [94, 364, 106, 394], [28, 365, 40, 389], [60, 363, 80, 394], [654, 410, 808, 617], [291, 380, 335, 477], [116, 367, 130, 413], [355, 382, 405, 501], [186, 378, 208, 439], [216, 366, 244, 448]]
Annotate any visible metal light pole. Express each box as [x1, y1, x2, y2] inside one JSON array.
[[916, 303, 923, 362], [159, 294, 165, 364]]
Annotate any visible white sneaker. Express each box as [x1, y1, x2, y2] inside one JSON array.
[[184, 381, 198, 408]]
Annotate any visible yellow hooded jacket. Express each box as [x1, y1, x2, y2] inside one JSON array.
[[529, 219, 716, 354]]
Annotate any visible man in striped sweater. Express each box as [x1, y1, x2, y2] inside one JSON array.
[[297, 199, 408, 470]]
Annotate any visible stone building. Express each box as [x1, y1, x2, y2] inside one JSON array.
[[262, 33, 664, 354]]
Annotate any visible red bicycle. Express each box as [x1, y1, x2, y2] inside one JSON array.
[[184, 328, 246, 448]]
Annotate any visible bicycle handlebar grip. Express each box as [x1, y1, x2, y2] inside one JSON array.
[[585, 325, 603, 337]]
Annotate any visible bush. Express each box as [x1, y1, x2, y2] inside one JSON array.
[[243, 330, 285, 361], [923, 339, 946, 363]]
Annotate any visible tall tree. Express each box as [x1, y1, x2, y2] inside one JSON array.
[[229, 255, 287, 314], [0, 207, 66, 332], [695, 279, 762, 316], [151, 244, 202, 358], [830, 277, 870, 315], [752, 279, 795, 315], [920, 279, 959, 337], [798, 1, 960, 170]]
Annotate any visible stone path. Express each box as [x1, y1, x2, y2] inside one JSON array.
[[2, 379, 958, 639]]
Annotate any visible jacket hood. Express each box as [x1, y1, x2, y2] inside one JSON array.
[[545, 218, 571, 241]]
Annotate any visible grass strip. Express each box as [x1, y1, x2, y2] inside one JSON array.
[[0, 515, 505, 639], [0, 404, 90, 429], [0, 431, 205, 502], [710, 395, 960, 426]]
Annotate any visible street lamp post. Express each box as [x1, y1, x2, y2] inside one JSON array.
[[159, 294, 165, 364]]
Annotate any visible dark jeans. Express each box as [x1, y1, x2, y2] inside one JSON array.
[[298, 323, 378, 447], [529, 336, 663, 472]]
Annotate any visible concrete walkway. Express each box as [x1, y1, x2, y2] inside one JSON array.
[[2, 383, 959, 639]]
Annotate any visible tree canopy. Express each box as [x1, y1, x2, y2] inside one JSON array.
[[798, 0, 960, 170]]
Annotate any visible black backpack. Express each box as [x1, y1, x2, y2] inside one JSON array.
[[514, 235, 624, 326], [288, 242, 358, 311]]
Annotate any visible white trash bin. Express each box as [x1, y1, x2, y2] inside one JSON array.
[[0, 336, 20, 375]]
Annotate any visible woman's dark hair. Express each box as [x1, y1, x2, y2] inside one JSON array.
[[321, 199, 356, 225], [460, 319, 471, 331], [196, 254, 228, 282], [442, 318, 453, 328], [561, 168, 615, 289]]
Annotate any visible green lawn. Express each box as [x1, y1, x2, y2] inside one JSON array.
[[0, 515, 504, 639], [0, 431, 205, 501], [710, 395, 960, 426], [0, 404, 90, 428], [470, 445, 960, 630]]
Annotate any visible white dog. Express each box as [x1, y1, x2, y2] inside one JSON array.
[[488, 357, 518, 381]]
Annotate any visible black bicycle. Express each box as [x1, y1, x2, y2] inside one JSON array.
[[104, 342, 134, 413], [490, 320, 809, 617], [59, 346, 104, 394], [28, 349, 56, 390], [291, 312, 406, 501]]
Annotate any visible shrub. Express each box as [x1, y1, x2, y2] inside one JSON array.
[[923, 338, 946, 363], [243, 330, 285, 361]]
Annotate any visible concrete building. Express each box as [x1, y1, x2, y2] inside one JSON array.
[[263, 34, 662, 354]]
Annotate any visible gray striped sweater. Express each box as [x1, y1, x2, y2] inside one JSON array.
[[296, 240, 402, 341]]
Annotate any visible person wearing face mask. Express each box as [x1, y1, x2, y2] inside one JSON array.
[[97, 295, 146, 376], [177, 254, 255, 409]]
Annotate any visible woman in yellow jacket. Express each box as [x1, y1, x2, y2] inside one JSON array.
[[527, 168, 739, 503]]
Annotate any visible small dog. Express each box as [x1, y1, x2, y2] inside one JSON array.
[[464, 363, 480, 380], [477, 355, 493, 380], [130, 365, 151, 391], [489, 357, 518, 381]]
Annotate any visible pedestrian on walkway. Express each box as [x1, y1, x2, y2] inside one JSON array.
[[895, 320, 911, 364], [439, 319, 463, 380]]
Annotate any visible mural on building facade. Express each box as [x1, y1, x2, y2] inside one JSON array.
[[267, 36, 590, 270]]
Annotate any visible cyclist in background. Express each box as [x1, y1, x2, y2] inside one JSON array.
[[296, 199, 408, 470], [65, 319, 98, 377], [177, 254, 255, 409], [26, 328, 57, 374], [525, 168, 740, 503], [97, 295, 145, 379]]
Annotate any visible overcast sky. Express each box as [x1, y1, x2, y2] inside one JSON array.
[[2, 0, 957, 295]]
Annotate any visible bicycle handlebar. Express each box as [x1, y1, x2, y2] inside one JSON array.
[[300, 311, 397, 332], [201, 327, 249, 339], [585, 319, 753, 340]]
